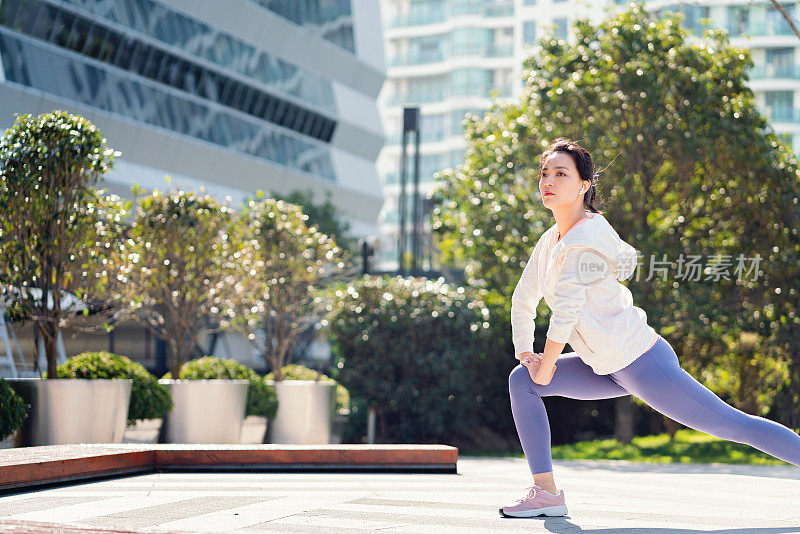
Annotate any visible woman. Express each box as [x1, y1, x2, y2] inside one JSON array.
[[500, 137, 800, 518]]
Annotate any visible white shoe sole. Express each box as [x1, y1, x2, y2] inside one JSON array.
[[499, 504, 568, 517]]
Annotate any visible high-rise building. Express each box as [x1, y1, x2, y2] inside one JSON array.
[[0, 0, 386, 240], [376, 0, 610, 272], [376, 0, 800, 272], [646, 1, 800, 152]]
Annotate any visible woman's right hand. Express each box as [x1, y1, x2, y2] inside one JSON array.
[[516, 351, 540, 361], [517, 351, 543, 376]]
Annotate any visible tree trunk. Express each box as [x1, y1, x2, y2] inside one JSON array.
[[40, 319, 59, 380], [614, 396, 634, 444], [663, 416, 681, 439]]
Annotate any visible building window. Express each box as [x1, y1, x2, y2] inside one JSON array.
[[523, 21, 537, 46], [554, 17, 568, 40]]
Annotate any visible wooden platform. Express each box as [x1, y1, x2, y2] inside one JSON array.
[[0, 444, 458, 492]]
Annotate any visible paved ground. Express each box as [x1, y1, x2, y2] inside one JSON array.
[[0, 456, 799, 533]]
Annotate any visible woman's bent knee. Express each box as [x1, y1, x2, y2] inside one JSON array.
[[509, 364, 534, 393]]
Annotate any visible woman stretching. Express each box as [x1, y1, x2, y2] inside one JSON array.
[[500, 137, 800, 518]]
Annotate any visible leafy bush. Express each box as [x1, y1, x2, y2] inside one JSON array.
[[0, 378, 28, 440], [318, 274, 492, 444], [163, 356, 277, 419], [265, 363, 350, 414], [54, 351, 172, 426]]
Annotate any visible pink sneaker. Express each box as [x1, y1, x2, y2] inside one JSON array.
[[499, 484, 568, 518]]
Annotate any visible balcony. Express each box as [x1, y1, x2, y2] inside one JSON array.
[[390, 50, 447, 67], [766, 107, 800, 123], [388, 1, 514, 28], [450, 42, 513, 58], [385, 130, 447, 145], [389, 43, 514, 67], [749, 64, 800, 80], [386, 89, 447, 106], [452, 0, 514, 17], [450, 83, 512, 98], [726, 21, 797, 38]]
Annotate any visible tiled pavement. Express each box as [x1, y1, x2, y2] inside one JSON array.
[[0, 456, 799, 533]]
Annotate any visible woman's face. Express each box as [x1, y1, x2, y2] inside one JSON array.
[[539, 151, 586, 210]]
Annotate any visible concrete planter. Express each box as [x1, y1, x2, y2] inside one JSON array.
[[157, 379, 248, 443], [122, 418, 163, 444], [5, 378, 132, 446], [239, 415, 269, 444], [0, 431, 18, 449], [267, 379, 336, 444]]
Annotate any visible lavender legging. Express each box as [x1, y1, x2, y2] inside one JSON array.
[[509, 334, 800, 474]]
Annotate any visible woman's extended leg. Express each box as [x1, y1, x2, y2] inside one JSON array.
[[509, 353, 630, 478], [611, 335, 800, 467]]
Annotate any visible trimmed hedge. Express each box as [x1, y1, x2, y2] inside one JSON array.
[[0, 378, 28, 440], [54, 351, 173, 426], [319, 274, 492, 443], [265, 363, 350, 414], [163, 356, 277, 419]]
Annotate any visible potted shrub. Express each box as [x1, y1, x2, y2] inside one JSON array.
[[162, 356, 277, 443], [120, 190, 249, 443], [0, 111, 132, 446], [264, 363, 349, 444], [55, 352, 172, 443], [225, 196, 344, 444], [0, 378, 28, 448]]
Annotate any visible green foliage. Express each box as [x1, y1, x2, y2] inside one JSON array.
[[318, 274, 492, 443], [0, 110, 128, 378], [228, 195, 342, 380], [431, 2, 800, 430], [0, 378, 28, 440], [53, 351, 172, 426], [463, 428, 795, 465], [123, 190, 246, 378], [264, 363, 349, 414], [547, 429, 792, 465], [698, 332, 789, 416], [163, 356, 277, 419], [268, 188, 358, 260]]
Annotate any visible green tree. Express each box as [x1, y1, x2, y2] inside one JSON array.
[[268, 188, 358, 261], [0, 111, 128, 379], [122, 190, 243, 378], [226, 194, 342, 380], [432, 2, 800, 441]]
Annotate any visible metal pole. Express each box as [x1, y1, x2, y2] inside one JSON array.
[[398, 126, 408, 276], [411, 123, 421, 276]]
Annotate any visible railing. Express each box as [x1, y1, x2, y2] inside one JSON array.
[[749, 64, 800, 80], [766, 107, 800, 123], [450, 42, 513, 58], [726, 21, 797, 37], [389, 43, 514, 67], [389, 50, 447, 67], [385, 90, 447, 106], [450, 84, 512, 98], [388, 0, 514, 28]]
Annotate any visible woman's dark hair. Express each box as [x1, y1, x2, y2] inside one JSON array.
[[538, 137, 604, 214]]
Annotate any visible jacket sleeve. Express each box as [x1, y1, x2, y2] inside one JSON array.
[[510, 240, 543, 356], [546, 247, 610, 343]]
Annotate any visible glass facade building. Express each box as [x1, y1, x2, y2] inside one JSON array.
[[0, 0, 385, 238]]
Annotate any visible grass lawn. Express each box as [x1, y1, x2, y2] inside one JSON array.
[[461, 429, 793, 465]]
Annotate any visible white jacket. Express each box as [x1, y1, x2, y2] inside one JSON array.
[[511, 212, 657, 375]]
